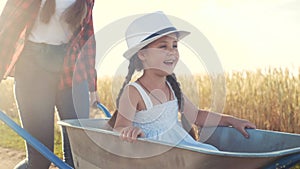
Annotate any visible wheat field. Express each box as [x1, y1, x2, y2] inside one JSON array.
[[96, 68, 300, 134]]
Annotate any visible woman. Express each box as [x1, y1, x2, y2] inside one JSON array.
[[0, 0, 99, 168], [109, 11, 256, 150]]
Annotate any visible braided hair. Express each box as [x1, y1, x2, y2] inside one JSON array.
[[107, 54, 142, 127], [166, 74, 198, 140]]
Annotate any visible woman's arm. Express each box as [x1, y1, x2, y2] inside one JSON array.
[[81, 4, 97, 92], [182, 94, 256, 138]]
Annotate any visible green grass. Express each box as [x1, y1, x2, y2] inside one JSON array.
[[0, 119, 25, 150], [0, 116, 63, 159]]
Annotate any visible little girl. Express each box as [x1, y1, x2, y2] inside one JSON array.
[[110, 11, 256, 150]]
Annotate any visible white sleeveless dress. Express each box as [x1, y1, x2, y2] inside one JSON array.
[[129, 82, 218, 151]]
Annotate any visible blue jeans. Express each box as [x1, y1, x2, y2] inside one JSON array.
[[14, 41, 90, 169]]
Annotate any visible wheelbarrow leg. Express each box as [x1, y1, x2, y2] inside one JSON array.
[[0, 110, 73, 169]]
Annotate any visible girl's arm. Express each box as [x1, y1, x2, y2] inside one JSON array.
[[114, 85, 145, 142], [182, 94, 256, 138]]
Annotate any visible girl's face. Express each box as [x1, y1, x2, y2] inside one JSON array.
[[138, 33, 179, 75]]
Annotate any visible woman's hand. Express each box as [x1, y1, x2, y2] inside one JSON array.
[[89, 91, 100, 107], [227, 116, 256, 138], [120, 126, 145, 142]]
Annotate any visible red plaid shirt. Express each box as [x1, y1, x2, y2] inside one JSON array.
[[0, 0, 97, 91]]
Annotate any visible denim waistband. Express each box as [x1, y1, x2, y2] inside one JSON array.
[[25, 41, 67, 54], [22, 41, 68, 72]]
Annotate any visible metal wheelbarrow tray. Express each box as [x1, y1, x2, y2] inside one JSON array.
[[58, 118, 300, 169]]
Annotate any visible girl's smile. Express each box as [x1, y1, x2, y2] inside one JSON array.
[[139, 33, 179, 75]]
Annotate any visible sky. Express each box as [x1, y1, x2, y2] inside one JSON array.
[[1, 0, 299, 76]]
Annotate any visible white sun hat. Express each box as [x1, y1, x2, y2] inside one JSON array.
[[123, 11, 190, 60]]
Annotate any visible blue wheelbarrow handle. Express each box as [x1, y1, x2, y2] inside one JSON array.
[[0, 110, 73, 169], [96, 102, 111, 118]]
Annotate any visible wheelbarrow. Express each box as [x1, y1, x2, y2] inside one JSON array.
[[1, 103, 300, 169], [58, 118, 300, 169]]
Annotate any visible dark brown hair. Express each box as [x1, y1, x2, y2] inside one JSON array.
[[107, 54, 198, 140], [40, 0, 87, 31]]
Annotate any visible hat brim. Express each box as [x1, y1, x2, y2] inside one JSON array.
[[123, 30, 190, 60]]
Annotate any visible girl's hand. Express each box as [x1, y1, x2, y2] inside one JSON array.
[[228, 117, 256, 138], [120, 126, 145, 142]]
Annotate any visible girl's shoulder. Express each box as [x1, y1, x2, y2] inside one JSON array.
[[121, 82, 147, 110], [126, 82, 143, 93], [126, 81, 150, 99], [121, 82, 142, 101]]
